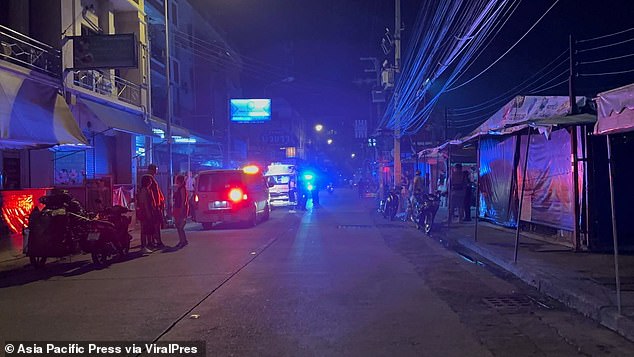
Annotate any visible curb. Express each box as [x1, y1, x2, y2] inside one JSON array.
[[455, 236, 634, 342]]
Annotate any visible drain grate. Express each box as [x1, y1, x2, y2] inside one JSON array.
[[337, 224, 373, 229], [376, 223, 410, 229], [482, 295, 535, 312]]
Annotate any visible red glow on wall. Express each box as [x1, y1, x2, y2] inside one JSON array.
[[1, 189, 48, 234]]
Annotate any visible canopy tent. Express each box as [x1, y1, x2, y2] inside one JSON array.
[[595, 82, 634, 135], [0, 70, 87, 149], [594, 82, 634, 314], [418, 96, 595, 248]]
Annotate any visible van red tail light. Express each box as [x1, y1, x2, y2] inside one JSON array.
[[228, 188, 247, 203]]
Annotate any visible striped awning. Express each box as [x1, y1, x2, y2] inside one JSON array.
[[0, 70, 87, 149]]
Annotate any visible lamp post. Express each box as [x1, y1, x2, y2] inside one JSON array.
[[164, 0, 174, 220]]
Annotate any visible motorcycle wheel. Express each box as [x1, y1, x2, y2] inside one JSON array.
[[424, 212, 434, 235], [92, 251, 109, 267], [388, 205, 397, 221], [29, 256, 47, 269], [119, 237, 131, 257]]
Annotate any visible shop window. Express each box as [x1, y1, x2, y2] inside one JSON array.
[[54, 150, 86, 186]]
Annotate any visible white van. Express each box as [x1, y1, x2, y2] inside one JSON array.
[[264, 163, 296, 206]]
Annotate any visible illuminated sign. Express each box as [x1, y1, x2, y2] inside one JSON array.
[[230, 99, 271, 123]]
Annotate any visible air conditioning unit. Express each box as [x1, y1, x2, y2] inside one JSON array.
[[371, 90, 385, 103]]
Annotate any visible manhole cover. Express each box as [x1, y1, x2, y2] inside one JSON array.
[[338, 224, 373, 229], [482, 295, 534, 312]]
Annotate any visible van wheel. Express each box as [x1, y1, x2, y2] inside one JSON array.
[[202, 222, 214, 230], [263, 203, 271, 221], [246, 206, 257, 228]]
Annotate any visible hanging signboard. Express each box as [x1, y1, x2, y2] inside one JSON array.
[[72, 34, 138, 69]]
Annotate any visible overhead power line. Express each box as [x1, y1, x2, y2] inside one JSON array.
[[576, 27, 634, 43]]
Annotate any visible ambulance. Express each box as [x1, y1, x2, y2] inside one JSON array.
[[264, 163, 297, 206]]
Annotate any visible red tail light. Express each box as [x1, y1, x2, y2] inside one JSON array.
[[228, 188, 247, 203]]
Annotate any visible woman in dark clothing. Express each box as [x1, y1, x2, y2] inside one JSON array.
[[173, 174, 189, 248], [137, 175, 156, 254]]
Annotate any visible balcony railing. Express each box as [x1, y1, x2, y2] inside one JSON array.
[[0, 24, 61, 78], [73, 70, 142, 106]]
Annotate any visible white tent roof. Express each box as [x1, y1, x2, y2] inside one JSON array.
[[595, 83, 634, 135]]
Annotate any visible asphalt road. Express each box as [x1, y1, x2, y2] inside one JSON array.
[[1, 189, 634, 356]]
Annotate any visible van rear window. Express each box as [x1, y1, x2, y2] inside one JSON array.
[[267, 175, 290, 184], [197, 172, 242, 192]]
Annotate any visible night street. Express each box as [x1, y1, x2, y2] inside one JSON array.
[[1, 189, 633, 356]]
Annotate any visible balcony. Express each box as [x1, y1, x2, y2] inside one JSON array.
[[73, 70, 141, 107], [0, 24, 61, 78]]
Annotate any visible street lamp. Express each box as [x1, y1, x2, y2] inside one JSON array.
[[315, 124, 323, 132], [327, 138, 333, 145], [351, 153, 356, 158]]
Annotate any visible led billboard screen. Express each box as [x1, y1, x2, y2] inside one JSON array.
[[72, 34, 138, 69], [230, 99, 271, 123]]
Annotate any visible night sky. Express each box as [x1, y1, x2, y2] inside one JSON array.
[[198, 0, 634, 133]]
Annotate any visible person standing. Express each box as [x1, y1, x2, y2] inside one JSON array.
[[462, 170, 472, 221], [136, 175, 156, 254], [185, 171, 195, 218], [173, 174, 189, 248], [147, 164, 165, 248], [450, 163, 466, 222]]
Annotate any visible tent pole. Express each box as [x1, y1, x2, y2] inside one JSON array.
[[606, 134, 622, 314], [447, 146, 452, 228], [514, 130, 531, 263], [475, 136, 481, 242], [571, 125, 582, 251]]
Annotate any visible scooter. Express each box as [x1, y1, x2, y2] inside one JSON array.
[[410, 191, 441, 235], [383, 186, 400, 221], [24, 189, 90, 268], [80, 205, 133, 267]]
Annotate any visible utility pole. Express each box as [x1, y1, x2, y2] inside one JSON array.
[[569, 34, 581, 251], [164, 0, 174, 220], [393, 0, 402, 187]]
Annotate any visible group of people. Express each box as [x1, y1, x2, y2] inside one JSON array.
[[288, 174, 320, 210], [448, 163, 474, 222], [135, 164, 189, 254]]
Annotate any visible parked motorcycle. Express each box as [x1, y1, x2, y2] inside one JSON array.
[[409, 191, 441, 235], [24, 189, 89, 268], [80, 204, 132, 267], [383, 186, 400, 221]]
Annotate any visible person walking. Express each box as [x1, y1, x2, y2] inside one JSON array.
[[147, 164, 165, 248], [136, 175, 156, 254], [173, 174, 189, 248]]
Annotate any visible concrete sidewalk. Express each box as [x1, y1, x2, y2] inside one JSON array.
[[0, 221, 198, 273], [430, 207, 634, 342]]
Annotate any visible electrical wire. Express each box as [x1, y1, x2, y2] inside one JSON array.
[[449, 49, 567, 112], [576, 27, 634, 43], [579, 68, 634, 76], [527, 77, 568, 94], [577, 37, 634, 53], [447, 0, 561, 91], [579, 52, 634, 65]]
